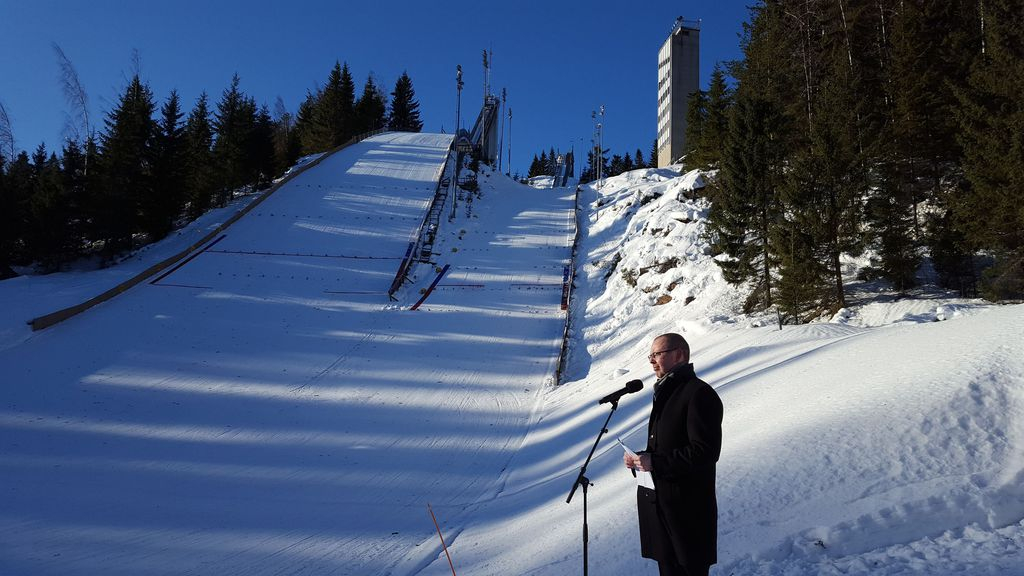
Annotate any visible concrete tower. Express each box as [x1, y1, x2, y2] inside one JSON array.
[[657, 17, 700, 167]]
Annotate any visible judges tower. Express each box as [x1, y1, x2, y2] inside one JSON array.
[[657, 17, 700, 167]]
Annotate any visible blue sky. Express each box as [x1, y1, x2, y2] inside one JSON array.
[[0, 0, 750, 174]]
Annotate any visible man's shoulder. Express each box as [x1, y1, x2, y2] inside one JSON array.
[[676, 370, 720, 403]]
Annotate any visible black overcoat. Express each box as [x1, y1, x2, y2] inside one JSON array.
[[637, 363, 723, 568]]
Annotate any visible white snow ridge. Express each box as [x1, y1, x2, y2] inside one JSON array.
[[1, 146, 1022, 576]]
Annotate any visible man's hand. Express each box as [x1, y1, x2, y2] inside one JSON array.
[[623, 452, 653, 472]]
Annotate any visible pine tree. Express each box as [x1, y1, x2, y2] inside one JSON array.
[[682, 88, 707, 171], [295, 91, 320, 155], [248, 104, 276, 188], [338, 63, 356, 141], [98, 74, 156, 256], [705, 93, 787, 313], [0, 153, 16, 278], [145, 90, 186, 240], [694, 64, 732, 169], [26, 145, 74, 270], [354, 74, 387, 135], [4, 151, 33, 267], [649, 139, 658, 168], [59, 139, 89, 262], [388, 71, 423, 132], [609, 154, 623, 176], [634, 148, 645, 170], [955, 0, 1024, 298], [309, 62, 356, 149], [183, 93, 215, 220], [212, 74, 255, 204]]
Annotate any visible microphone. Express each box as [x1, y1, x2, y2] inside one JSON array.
[[598, 379, 644, 405]]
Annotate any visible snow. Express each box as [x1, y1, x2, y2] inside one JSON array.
[[1, 143, 1022, 576]]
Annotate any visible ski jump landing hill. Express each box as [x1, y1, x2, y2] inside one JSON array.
[[0, 132, 578, 575]]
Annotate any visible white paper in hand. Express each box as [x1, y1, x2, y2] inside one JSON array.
[[617, 437, 654, 490]]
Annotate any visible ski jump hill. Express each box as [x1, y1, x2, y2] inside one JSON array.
[[0, 132, 577, 575]]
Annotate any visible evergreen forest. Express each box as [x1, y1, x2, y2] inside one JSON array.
[[680, 0, 1023, 315], [0, 60, 423, 278]]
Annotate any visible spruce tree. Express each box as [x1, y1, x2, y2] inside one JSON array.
[[26, 145, 73, 270], [634, 148, 645, 170], [309, 62, 356, 149], [955, 0, 1024, 298], [682, 88, 707, 171], [694, 64, 732, 170], [706, 93, 786, 313], [338, 63, 356, 141], [98, 74, 156, 256], [249, 104, 276, 188], [0, 154, 12, 278], [60, 139, 89, 263], [4, 152, 33, 267], [212, 74, 255, 204], [295, 91, 320, 155], [183, 93, 215, 220], [145, 90, 186, 240], [649, 139, 658, 168], [609, 154, 623, 176], [388, 72, 423, 132], [354, 74, 387, 135]]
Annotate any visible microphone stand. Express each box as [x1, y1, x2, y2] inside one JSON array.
[[566, 397, 620, 576]]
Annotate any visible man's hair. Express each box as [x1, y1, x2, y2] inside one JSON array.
[[655, 333, 690, 362]]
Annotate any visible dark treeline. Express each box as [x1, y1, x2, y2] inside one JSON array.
[[683, 0, 1023, 317], [527, 147, 579, 179], [578, 145, 655, 182], [0, 61, 424, 278], [528, 143, 655, 182]]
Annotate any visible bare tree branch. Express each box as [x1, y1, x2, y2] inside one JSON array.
[[0, 100, 14, 160], [52, 42, 91, 144]]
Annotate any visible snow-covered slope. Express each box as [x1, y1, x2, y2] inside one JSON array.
[[411, 167, 1024, 576], [0, 134, 576, 576], [1, 156, 1021, 576]]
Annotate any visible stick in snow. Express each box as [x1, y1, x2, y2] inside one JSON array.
[[428, 503, 457, 576]]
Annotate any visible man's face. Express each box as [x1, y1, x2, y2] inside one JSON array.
[[649, 337, 686, 378]]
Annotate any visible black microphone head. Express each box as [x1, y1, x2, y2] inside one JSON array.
[[626, 379, 644, 392]]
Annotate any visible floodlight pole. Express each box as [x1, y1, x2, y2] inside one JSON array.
[[451, 65, 464, 222]]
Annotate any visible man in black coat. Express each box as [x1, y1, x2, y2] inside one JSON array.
[[623, 333, 723, 576]]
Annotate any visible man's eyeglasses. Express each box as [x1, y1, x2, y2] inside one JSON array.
[[648, 348, 679, 362]]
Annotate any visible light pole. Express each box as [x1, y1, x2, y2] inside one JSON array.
[[597, 105, 605, 188], [498, 87, 506, 173], [506, 107, 512, 177], [456, 64, 463, 136], [451, 65, 464, 222]]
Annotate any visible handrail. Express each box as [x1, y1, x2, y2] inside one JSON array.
[[387, 139, 457, 299], [555, 185, 582, 385]]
